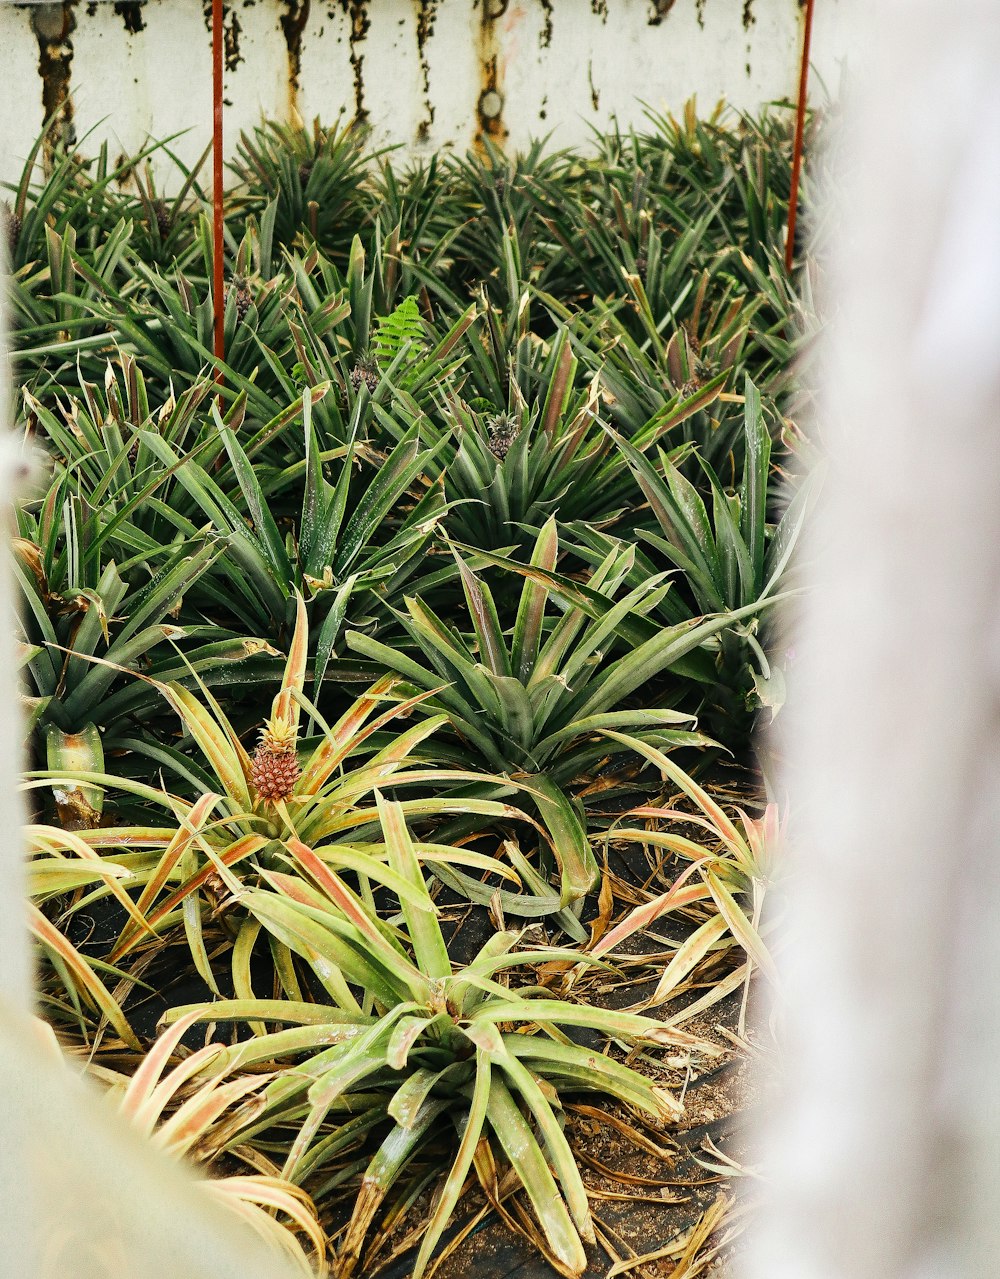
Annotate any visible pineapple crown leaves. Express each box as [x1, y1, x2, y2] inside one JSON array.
[[257, 712, 298, 755]]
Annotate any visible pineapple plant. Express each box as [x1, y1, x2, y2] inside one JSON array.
[[427, 325, 640, 551], [13, 422, 277, 815], [230, 117, 371, 259], [348, 520, 747, 909]]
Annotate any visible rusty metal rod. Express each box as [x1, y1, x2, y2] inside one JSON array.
[[785, 0, 815, 273], [212, 0, 225, 395]]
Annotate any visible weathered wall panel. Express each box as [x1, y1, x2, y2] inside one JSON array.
[[0, 1, 858, 187], [1, 6, 51, 177]]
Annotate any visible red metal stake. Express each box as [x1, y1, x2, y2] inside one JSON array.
[[212, 0, 225, 399], [786, 0, 815, 273]]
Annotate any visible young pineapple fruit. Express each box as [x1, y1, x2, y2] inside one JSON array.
[[151, 198, 171, 241], [350, 352, 380, 395], [251, 714, 301, 803], [678, 324, 709, 397], [487, 410, 520, 460], [229, 274, 254, 325], [2, 202, 20, 260]]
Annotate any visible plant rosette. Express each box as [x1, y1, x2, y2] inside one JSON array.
[[164, 794, 719, 1279]]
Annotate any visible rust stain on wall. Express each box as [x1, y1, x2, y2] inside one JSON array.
[[539, 0, 553, 48], [743, 0, 756, 77], [33, 2, 77, 151], [280, 0, 311, 97], [477, 0, 508, 151], [199, 3, 244, 74], [113, 2, 146, 34], [648, 0, 677, 25], [338, 1, 370, 126], [414, 0, 439, 142], [224, 10, 244, 69]]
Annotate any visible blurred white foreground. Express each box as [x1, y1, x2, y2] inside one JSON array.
[[0, 1004, 310, 1279], [745, 2, 1000, 1277]]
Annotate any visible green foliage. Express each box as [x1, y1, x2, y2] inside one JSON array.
[[348, 518, 744, 905], [578, 375, 816, 737], [13, 433, 271, 818], [13, 101, 821, 1276]]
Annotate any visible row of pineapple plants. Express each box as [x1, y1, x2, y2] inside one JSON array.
[[7, 101, 817, 1276]]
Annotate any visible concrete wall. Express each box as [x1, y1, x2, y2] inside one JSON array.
[[0, 1, 858, 186]]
